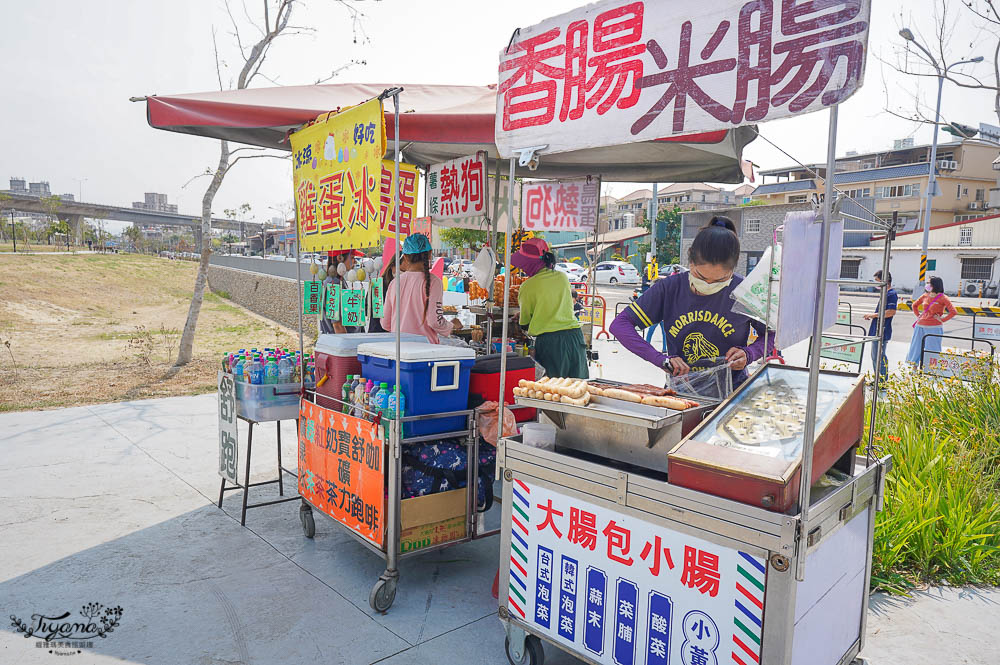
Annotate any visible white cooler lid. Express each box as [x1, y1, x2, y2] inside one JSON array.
[[358, 341, 474, 362], [315, 332, 423, 356]]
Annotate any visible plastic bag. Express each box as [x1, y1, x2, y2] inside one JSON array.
[[731, 245, 780, 328], [476, 400, 517, 445], [471, 245, 498, 288], [667, 358, 733, 400]]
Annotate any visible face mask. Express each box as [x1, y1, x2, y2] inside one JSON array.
[[924, 284, 933, 292], [689, 272, 732, 295]]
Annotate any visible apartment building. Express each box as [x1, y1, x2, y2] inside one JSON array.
[[751, 138, 999, 231], [657, 183, 737, 210]]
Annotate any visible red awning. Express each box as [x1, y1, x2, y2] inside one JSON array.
[[141, 82, 755, 183]]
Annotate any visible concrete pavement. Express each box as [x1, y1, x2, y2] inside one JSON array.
[[2, 386, 998, 664]]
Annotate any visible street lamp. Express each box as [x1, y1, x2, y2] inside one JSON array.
[[899, 28, 983, 288], [72, 177, 87, 202]]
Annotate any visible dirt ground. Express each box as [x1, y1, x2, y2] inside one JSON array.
[[0, 253, 301, 411]]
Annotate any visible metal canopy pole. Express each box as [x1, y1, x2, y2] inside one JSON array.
[[380, 87, 404, 597], [866, 211, 895, 468], [796, 105, 838, 582], [496, 157, 516, 445]]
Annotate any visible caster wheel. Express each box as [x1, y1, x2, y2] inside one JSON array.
[[505, 635, 544, 665], [369, 577, 397, 613], [300, 509, 315, 538]]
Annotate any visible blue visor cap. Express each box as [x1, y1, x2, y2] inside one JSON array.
[[402, 233, 432, 255]]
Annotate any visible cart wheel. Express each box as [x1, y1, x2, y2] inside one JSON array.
[[300, 508, 315, 539], [504, 635, 544, 665], [369, 577, 397, 613]]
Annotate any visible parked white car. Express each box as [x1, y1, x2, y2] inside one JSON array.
[[593, 261, 640, 285], [449, 259, 474, 275], [555, 262, 587, 281]]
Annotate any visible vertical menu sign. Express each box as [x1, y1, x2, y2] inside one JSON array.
[[507, 478, 767, 665], [522, 178, 600, 230], [427, 152, 489, 221], [217, 371, 238, 484]]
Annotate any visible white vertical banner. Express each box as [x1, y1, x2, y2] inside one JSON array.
[[776, 210, 843, 349], [217, 371, 239, 484], [521, 178, 600, 230], [427, 151, 489, 221]]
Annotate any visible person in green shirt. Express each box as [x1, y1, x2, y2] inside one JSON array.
[[511, 238, 589, 379]]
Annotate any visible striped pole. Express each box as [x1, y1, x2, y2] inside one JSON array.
[[919, 253, 928, 284]]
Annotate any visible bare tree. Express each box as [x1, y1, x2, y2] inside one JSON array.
[[882, 1, 999, 130], [174, 0, 367, 366]]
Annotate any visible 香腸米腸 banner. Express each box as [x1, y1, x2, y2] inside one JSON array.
[[496, 0, 871, 157]]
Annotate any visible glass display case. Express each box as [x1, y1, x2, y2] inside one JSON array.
[[697, 366, 859, 462], [667, 364, 865, 512]]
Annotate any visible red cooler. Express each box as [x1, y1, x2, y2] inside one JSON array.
[[313, 333, 422, 410], [469, 353, 537, 422]]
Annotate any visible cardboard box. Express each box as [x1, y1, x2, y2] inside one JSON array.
[[399, 489, 468, 553]]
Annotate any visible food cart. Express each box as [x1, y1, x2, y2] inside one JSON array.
[[140, 79, 754, 612], [489, 2, 891, 664]]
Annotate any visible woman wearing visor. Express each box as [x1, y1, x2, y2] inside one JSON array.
[[608, 217, 773, 392]]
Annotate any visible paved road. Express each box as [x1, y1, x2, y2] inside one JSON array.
[[2, 394, 997, 665]]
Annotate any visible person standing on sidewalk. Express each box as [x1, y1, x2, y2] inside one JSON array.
[[863, 270, 896, 379], [905, 276, 958, 365]]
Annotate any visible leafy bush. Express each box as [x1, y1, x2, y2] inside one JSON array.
[[865, 354, 1000, 593]]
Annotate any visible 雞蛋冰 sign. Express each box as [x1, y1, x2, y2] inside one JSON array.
[[293, 98, 385, 252]]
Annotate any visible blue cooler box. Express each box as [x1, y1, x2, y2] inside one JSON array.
[[357, 342, 475, 437]]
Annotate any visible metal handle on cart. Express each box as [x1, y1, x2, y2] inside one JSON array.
[[430, 361, 461, 391]]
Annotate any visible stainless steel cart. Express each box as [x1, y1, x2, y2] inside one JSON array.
[[296, 394, 499, 612], [497, 426, 889, 665]]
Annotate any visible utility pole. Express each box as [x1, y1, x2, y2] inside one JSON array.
[[650, 183, 658, 265], [899, 28, 982, 289], [10, 210, 15, 253]]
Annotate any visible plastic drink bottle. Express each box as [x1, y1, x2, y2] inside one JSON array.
[[233, 356, 246, 383], [361, 381, 374, 419], [386, 385, 405, 420], [341, 374, 354, 413], [264, 358, 279, 384], [249, 356, 263, 385], [375, 382, 391, 417], [278, 356, 293, 383]]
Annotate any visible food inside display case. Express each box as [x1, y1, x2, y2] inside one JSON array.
[[668, 364, 865, 513]]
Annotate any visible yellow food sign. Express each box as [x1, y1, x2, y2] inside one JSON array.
[[292, 98, 386, 252], [379, 159, 419, 240]]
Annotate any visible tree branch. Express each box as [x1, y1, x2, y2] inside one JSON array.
[[224, 0, 247, 62], [314, 59, 364, 85], [221, 153, 290, 177], [212, 28, 225, 91]]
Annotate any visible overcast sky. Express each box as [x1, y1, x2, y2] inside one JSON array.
[[0, 1, 992, 234]]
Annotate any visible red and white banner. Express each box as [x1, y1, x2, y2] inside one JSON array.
[[521, 178, 600, 230], [496, 0, 872, 157], [427, 151, 489, 221]]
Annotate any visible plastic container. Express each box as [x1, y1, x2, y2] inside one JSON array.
[[469, 353, 537, 422], [520, 422, 557, 451], [314, 332, 423, 411], [235, 380, 310, 422], [358, 341, 475, 437]]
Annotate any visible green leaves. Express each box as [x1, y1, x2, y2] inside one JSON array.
[[866, 361, 1000, 593]]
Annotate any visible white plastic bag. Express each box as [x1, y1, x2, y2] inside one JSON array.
[[471, 245, 498, 287], [731, 245, 780, 329]]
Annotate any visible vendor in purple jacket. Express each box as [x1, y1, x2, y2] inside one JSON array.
[[608, 217, 773, 390]]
